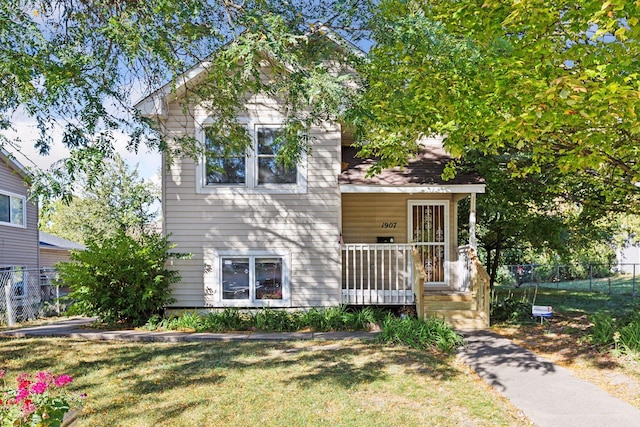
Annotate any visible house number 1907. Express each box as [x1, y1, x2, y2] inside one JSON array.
[[381, 222, 397, 229]]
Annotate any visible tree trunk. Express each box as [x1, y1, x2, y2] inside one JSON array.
[[488, 240, 503, 289]]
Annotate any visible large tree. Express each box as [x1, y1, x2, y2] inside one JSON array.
[[1, 0, 366, 194], [457, 150, 620, 286], [355, 0, 640, 212], [40, 154, 158, 244]]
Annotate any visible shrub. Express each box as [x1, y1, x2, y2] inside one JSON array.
[[377, 314, 464, 353], [57, 230, 183, 326], [590, 311, 640, 357], [490, 290, 533, 324], [203, 308, 249, 331]]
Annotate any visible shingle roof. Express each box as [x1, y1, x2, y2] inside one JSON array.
[[39, 232, 85, 251], [339, 145, 485, 187]]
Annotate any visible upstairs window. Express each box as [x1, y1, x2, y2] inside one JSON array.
[[205, 128, 246, 185], [257, 127, 297, 185], [198, 121, 307, 194], [0, 191, 25, 227]]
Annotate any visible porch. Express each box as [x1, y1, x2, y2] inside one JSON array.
[[341, 243, 490, 329]]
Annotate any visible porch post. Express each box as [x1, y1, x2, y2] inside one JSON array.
[[469, 193, 477, 249]]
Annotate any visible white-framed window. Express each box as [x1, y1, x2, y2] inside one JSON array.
[[256, 126, 298, 186], [0, 191, 26, 227], [204, 127, 247, 185], [213, 251, 291, 307], [196, 120, 307, 194]]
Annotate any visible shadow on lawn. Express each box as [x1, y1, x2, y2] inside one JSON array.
[[0, 337, 462, 425]]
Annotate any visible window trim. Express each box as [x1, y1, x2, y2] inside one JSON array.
[[208, 250, 291, 308], [195, 118, 307, 195], [0, 190, 26, 228]]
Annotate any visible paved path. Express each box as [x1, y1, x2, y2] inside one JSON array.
[[3, 318, 640, 426], [0, 317, 377, 343], [457, 329, 640, 427]]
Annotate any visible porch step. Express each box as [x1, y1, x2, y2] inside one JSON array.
[[424, 309, 489, 330], [421, 292, 488, 329], [423, 292, 477, 311]]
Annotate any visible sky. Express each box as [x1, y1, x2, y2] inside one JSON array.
[[2, 112, 161, 187]]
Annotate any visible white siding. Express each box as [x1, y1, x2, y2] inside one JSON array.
[[40, 249, 72, 269], [0, 156, 38, 269], [162, 98, 342, 308]]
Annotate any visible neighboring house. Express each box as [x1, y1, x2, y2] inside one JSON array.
[[39, 231, 85, 270], [136, 44, 490, 328], [0, 148, 39, 313], [0, 149, 38, 270]]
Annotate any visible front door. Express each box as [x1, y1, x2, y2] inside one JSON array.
[[408, 200, 449, 286]]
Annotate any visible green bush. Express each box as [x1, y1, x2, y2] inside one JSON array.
[[490, 290, 533, 324], [590, 311, 640, 356], [377, 314, 464, 353], [58, 230, 182, 326]]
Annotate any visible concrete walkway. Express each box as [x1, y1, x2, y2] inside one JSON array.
[[457, 329, 640, 427], [0, 317, 378, 343], [3, 318, 640, 426]]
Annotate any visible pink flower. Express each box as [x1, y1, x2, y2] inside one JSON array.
[[30, 382, 48, 395], [15, 388, 30, 401], [0, 369, 6, 379], [22, 399, 36, 415], [35, 372, 54, 384], [54, 375, 73, 387]]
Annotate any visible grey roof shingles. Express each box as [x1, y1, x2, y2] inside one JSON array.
[[339, 145, 485, 187]]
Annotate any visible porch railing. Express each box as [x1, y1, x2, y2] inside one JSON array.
[[341, 243, 419, 305], [457, 245, 490, 327]]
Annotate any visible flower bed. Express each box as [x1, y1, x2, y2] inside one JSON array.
[[0, 370, 84, 426]]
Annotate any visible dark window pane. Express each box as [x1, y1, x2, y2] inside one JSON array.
[[206, 156, 246, 184], [222, 258, 250, 300], [205, 128, 246, 185], [0, 195, 9, 223], [257, 128, 281, 155], [258, 158, 297, 184], [256, 258, 282, 300]]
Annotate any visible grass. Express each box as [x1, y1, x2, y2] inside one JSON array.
[[517, 273, 640, 297], [0, 338, 529, 427], [492, 285, 639, 317]]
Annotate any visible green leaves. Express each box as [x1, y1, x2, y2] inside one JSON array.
[[357, 0, 640, 213], [58, 230, 184, 326]]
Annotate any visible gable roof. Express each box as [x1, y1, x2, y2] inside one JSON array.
[[39, 231, 85, 251], [135, 24, 364, 120], [339, 143, 485, 194], [0, 148, 31, 181]]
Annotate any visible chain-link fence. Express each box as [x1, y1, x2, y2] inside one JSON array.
[[501, 263, 640, 296], [0, 268, 64, 326]]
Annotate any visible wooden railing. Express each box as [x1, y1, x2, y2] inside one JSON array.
[[412, 248, 427, 317], [464, 246, 490, 327], [341, 243, 417, 305]]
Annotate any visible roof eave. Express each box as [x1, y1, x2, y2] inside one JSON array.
[[339, 184, 486, 194]]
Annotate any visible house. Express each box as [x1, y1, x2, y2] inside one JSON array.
[[0, 148, 40, 323], [0, 148, 38, 270], [39, 231, 85, 270], [136, 41, 490, 329]]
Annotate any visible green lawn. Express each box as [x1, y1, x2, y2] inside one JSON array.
[[494, 284, 640, 317], [519, 273, 640, 297], [0, 338, 527, 426]]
